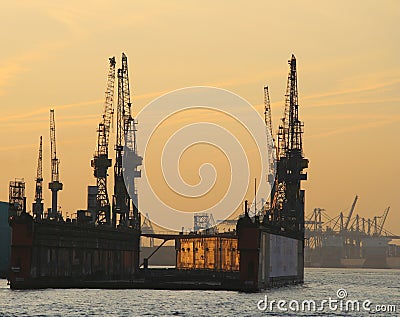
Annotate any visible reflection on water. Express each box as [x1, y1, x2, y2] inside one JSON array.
[[0, 268, 399, 316]]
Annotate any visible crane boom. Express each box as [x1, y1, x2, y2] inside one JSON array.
[[121, 53, 132, 123], [122, 53, 135, 152], [98, 56, 116, 157], [50, 109, 59, 182], [32, 136, 43, 220], [264, 85, 273, 136], [277, 55, 304, 159], [37, 136, 43, 181], [344, 195, 358, 230], [264, 85, 276, 200], [115, 53, 132, 149]]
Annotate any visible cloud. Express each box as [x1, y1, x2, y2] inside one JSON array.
[[0, 51, 43, 95], [303, 79, 400, 101], [0, 88, 173, 129], [0, 99, 103, 123], [0, 63, 26, 92], [308, 115, 400, 139], [0, 42, 70, 96], [303, 97, 400, 110], [0, 142, 39, 152]]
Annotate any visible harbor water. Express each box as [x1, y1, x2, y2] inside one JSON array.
[[0, 268, 399, 316]]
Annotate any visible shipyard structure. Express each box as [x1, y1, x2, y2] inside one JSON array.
[[8, 54, 308, 291], [305, 197, 400, 269]]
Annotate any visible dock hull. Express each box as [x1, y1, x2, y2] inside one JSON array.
[[9, 213, 304, 292], [8, 213, 141, 289]]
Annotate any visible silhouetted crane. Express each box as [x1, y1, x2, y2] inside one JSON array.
[[268, 54, 308, 233], [32, 136, 43, 220], [48, 109, 63, 220], [113, 53, 142, 228], [91, 57, 116, 225]]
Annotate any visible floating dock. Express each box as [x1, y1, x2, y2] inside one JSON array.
[[7, 54, 308, 291]]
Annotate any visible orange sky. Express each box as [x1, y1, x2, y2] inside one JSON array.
[[0, 1, 399, 235]]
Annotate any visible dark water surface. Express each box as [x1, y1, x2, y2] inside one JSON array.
[[0, 268, 399, 316]]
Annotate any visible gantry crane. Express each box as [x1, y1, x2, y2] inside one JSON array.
[[32, 136, 44, 220], [91, 57, 116, 225], [48, 109, 63, 220]]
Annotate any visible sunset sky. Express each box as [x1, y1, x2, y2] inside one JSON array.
[[1, 1, 399, 235]]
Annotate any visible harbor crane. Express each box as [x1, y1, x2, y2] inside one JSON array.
[[32, 136, 43, 220], [113, 53, 142, 228], [48, 109, 63, 220], [91, 57, 116, 225], [269, 54, 308, 233]]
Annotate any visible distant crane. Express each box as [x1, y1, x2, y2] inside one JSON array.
[[32, 136, 43, 220], [344, 195, 358, 231], [91, 57, 116, 225], [378, 206, 390, 236], [48, 109, 63, 220]]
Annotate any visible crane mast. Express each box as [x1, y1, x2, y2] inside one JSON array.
[[33, 136, 43, 220], [91, 57, 116, 225], [48, 109, 63, 220]]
